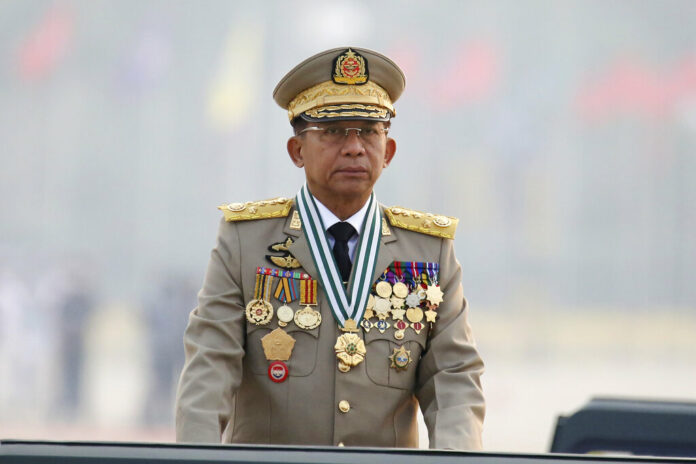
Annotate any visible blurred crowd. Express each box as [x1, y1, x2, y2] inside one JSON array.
[[0, 261, 197, 428]]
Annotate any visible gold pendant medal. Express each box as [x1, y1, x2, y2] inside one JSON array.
[[295, 279, 321, 330], [375, 281, 393, 298], [246, 273, 274, 325], [334, 320, 366, 373], [276, 305, 294, 327], [392, 282, 409, 299]]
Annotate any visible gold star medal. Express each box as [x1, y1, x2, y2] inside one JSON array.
[[391, 308, 406, 321], [389, 345, 412, 371], [374, 296, 391, 320], [246, 273, 274, 325], [425, 285, 444, 306], [389, 295, 405, 309], [425, 309, 438, 323]]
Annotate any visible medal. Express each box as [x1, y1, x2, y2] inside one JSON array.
[[334, 332, 366, 373], [425, 308, 438, 323], [390, 308, 406, 320], [363, 308, 375, 320], [246, 274, 274, 325], [392, 282, 409, 299], [405, 291, 421, 308], [406, 306, 424, 323], [360, 318, 373, 332], [375, 281, 392, 298], [294, 306, 321, 330], [394, 319, 408, 340], [389, 295, 405, 309], [366, 293, 375, 310], [261, 328, 296, 361], [375, 319, 390, 334], [268, 361, 289, 383], [374, 297, 391, 320], [246, 299, 273, 325], [295, 279, 321, 330], [277, 305, 294, 326], [411, 321, 425, 334], [425, 284, 444, 306], [389, 346, 412, 371]]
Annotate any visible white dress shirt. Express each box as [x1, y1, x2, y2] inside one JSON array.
[[312, 195, 370, 263]]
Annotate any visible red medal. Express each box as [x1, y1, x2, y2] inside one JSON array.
[[268, 361, 289, 383]]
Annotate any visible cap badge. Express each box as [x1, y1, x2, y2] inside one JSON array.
[[333, 49, 368, 85]]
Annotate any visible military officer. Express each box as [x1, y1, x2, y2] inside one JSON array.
[[175, 47, 485, 450]]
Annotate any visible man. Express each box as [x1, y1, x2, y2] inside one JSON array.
[[175, 47, 485, 449]]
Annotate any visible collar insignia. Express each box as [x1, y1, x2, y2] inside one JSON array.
[[333, 49, 368, 85]]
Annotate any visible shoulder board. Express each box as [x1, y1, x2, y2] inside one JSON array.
[[218, 197, 294, 222], [384, 206, 458, 239]]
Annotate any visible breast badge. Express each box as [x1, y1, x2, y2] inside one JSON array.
[[266, 237, 301, 269], [389, 346, 412, 371]]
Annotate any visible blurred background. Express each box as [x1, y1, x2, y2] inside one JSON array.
[[1, 0, 695, 452]]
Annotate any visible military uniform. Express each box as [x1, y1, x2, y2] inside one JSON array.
[[175, 47, 485, 449]]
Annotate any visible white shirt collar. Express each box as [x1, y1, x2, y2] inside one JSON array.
[[312, 195, 370, 236]]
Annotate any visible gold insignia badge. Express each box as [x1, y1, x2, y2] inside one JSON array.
[[389, 346, 412, 371], [261, 328, 296, 361], [266, 237, 301, 269], [333, 49, 368, 85]]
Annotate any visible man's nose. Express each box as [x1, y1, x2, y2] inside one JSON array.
[[341, 129, 366, 155]]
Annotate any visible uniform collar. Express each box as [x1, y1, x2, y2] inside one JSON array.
[[312, 194, 370, 236]]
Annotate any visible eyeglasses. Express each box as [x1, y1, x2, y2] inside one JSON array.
[[298, 125, 389, 145]]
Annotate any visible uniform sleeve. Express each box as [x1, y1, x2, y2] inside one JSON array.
[[415, 237, 485, 450], [175, 218, 246, 443]]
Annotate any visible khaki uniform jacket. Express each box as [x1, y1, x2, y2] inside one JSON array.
[[175, 203, 485, 449]]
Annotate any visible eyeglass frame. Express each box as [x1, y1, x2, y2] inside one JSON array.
[[296, 125, 389, 143]]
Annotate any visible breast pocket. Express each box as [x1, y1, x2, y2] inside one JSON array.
[[246, 320, 320, 377], [363, 326, 428, 390]]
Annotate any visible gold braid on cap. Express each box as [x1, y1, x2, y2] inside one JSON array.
[[287, 80, 395, 121]]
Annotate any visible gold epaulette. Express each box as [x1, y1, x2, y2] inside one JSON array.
[[218, 197, 294, 222], [384, 206, 458, 239]]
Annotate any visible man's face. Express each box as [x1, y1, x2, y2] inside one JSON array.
[[287, 120, 396, 204]]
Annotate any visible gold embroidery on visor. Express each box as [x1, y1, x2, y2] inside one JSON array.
[[304, 104, 389, 119]]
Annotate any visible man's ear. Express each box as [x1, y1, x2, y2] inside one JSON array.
[[287, 136, 304, 168], [383, 138, 396, 168]]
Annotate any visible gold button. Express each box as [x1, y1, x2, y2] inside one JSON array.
[[338, 400, 350, 413], [337, 442, 345, 447]]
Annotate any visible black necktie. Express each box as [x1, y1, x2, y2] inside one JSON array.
[[328, 222, 356, 284]]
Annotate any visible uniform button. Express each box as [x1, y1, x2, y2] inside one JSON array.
[[338, 400, 350, 413], [337, 442, 345, 447]]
